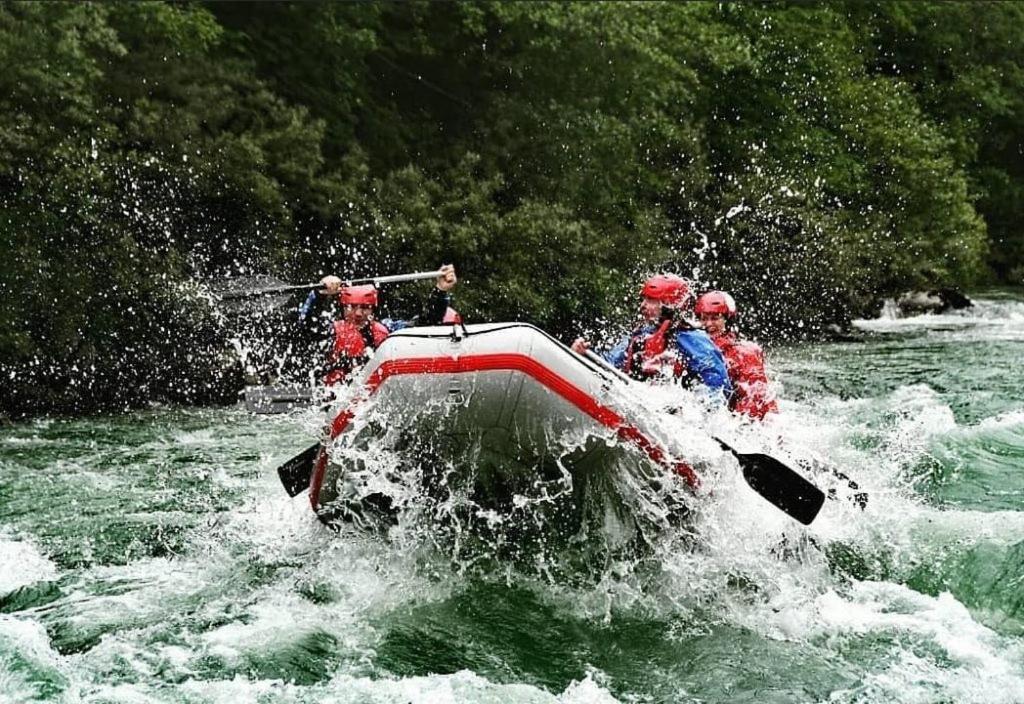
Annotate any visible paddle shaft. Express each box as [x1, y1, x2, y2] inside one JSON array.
[[221, 269, 444, 300], [584, 349, 632, 384]]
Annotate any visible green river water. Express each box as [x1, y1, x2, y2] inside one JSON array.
[[2, 293, 1023, 703]]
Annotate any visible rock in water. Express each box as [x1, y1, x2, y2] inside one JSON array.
[[896, 289, 973, 315]]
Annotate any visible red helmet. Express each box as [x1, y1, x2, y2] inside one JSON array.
[[339, 284, 378, 306], [694, 291, 737, 318], [641, 274, 692, 308], [442, 307, 462, 324]]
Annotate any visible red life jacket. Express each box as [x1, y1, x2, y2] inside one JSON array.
[[710, 332, 778, 419], [623, 320, 685, 381], [323, 320, 390, 385]]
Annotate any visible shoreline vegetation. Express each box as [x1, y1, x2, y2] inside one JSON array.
[[2, 2, 1023, 417]]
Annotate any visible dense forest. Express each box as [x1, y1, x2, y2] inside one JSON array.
[[2, 1, 1022, 416]]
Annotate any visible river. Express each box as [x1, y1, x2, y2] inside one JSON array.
[[2, 293, 1023, 703]]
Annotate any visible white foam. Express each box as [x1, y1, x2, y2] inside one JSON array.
[[876, 386, 959, 469], [853, 297, 1024, 341], [171, 428, 219, 446], [0, 536, 58, 595], [0, 436, 51, 446], [172, 668, 623, 704], [0, 615, 64, 702], [976, 409, 1024, 432], [908, 506, 1024, 547], [814, 582, 1024, 704], [559, 670, 623, 704]]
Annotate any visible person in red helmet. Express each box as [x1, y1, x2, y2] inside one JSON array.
[[694, 290, 778, 420], [571, 274, 732, 399], [299, 264, 458, 384]]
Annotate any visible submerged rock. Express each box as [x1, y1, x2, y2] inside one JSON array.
[[823, 323, 864, 342], [896, 288, 973, 315]]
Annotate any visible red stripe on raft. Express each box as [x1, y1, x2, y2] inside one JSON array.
[[309, 353, 698, 509], [309, 445, 329, 507]]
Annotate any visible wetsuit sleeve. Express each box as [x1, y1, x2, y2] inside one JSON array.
[[380, 318, 409, 333], [298, 291, 318, 322], [418, 287, 451, 326], [296, 291, 335, 343], [603, 337, 630, 370], [675, 330, 733, 399], [379, 288, 451, 332]]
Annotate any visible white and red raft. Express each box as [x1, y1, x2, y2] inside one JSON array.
[[304, 323, 703, 536]]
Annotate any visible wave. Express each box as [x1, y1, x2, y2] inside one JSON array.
[[0, 535, 57, 597], [810, 582, 1024, 703], [855, 296, 1024, 339]]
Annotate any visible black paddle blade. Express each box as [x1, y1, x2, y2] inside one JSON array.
[[737, 452, 826, 525], [277, 443, 320, 497]]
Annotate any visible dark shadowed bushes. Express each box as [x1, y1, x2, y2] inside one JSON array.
[[1, 1, 1018, 415]]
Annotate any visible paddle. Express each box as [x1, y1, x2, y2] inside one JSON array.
[[582, 349, 826, 525], [712, 438, 825, 526], [277, 442, 320, 497], [220, 269, 445, 300]]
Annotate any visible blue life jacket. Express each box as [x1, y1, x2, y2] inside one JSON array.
[[604, 321, 732, 400]]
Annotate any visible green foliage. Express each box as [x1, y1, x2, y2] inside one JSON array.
[[667, 3, 987, 336], [0, 2, 325, 414], [843, 1, 1024, 282], [0, 1, 1020, 415]]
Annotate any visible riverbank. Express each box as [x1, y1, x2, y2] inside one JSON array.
[[1, 285, 1009, 421]]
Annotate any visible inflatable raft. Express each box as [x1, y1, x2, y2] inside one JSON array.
[[306, 323, 699, 526]]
